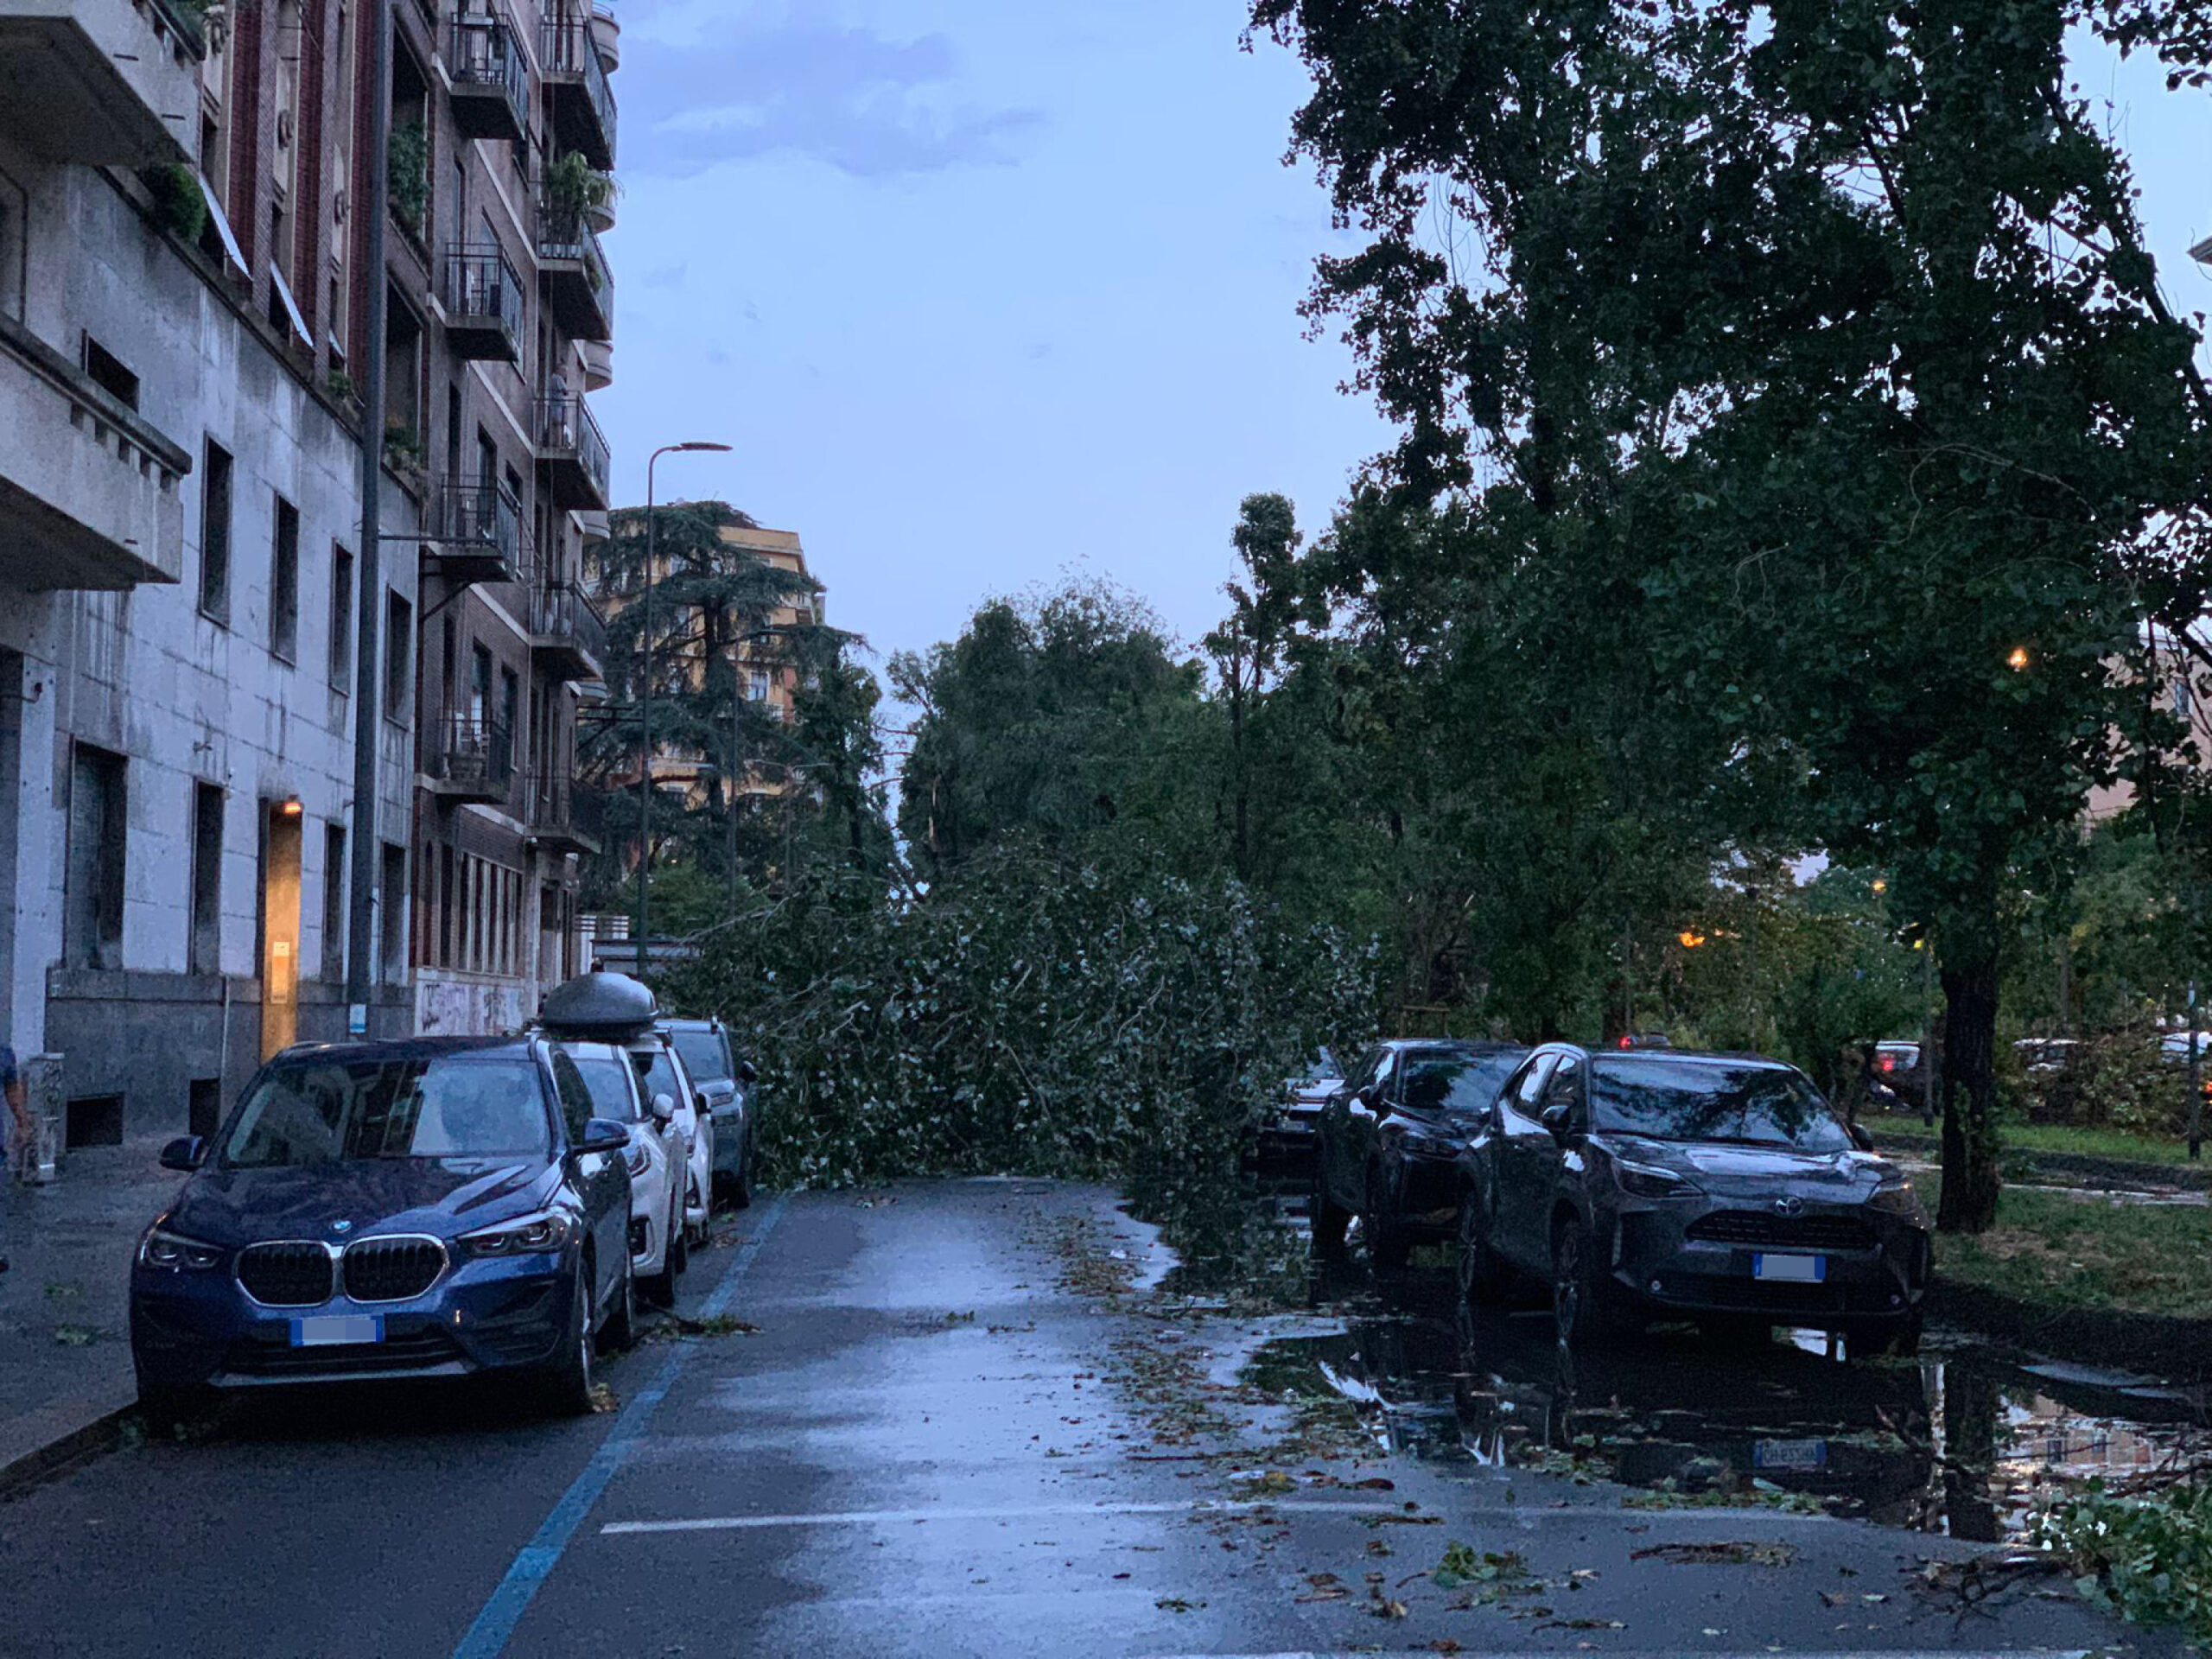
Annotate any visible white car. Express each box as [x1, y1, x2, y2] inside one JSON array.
[[627, 1035, 714, 1244], [563, 1039, 689, 1306]]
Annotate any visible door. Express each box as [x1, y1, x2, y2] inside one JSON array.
[[550, 1047, 625, 1309], [1338, 1048, 1396, 1209], [259, 804, 303, 1060], [1491, 1052, 1560, 1272]]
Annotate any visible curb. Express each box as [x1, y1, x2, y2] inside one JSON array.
[[0, 1401, 137, 1501], [1872, 1131, 2212, 1194], [1926, 1278, 2212, 1380]]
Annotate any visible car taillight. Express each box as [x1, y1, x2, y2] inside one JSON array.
[[1879, 1056, 1895, 1072], [1618, 1035, 1634, 1051]]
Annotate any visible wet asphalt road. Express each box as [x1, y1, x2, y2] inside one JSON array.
[[0, 1180, 2191, 1658]]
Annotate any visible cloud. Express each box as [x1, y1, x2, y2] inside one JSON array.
[[621, 17, 1046, 181]]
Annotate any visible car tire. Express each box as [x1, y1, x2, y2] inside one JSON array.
[[1311, 1169, 1351, 1262], [602, 1257, 639, 1351], [1455, 1191, 1508, 1306], [667, 1189, 690, 1278], [1363, 1166, 1412, 1270], [540, 1258, 597, 1416], [1552, 1217, 1610, 1347], [730, 1131, 754, 1211]]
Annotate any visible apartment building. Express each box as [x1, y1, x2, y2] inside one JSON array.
[[0, 0, 417, 1145], [388, 0, 615, 1034]]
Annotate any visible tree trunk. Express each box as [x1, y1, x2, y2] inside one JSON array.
[[1936, 954, 2002, 1234]]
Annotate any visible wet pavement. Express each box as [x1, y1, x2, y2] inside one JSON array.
[[0, 1179, 2195, 1656]]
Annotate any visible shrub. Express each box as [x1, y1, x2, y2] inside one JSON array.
[[141, 163, 207, 245], [2031, 1027, 2190, 1135]]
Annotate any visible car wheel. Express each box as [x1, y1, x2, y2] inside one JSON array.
[[540, 1258, 597, 1416], [667, 1189, 690, 1279], [1363, 1166, 1411, 1270], [1311, 1167, 1351, 1261], [1455, 1190, 1508, 1306], [730, 1132, 754, 1211], [1552, 1217, 1609, 1347], [602, 1256, 639, 1351]]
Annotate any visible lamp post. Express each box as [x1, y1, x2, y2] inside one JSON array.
[[635, 442, 731, 976]]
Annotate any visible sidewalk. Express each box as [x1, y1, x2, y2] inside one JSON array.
[[0, 1142, 179, 1487]]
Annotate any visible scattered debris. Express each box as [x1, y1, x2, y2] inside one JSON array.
[[1633, 1541, 1799, 1567]]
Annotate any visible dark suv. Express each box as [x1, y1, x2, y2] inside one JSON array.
[[1313, 1039, 1528, 1267], [1453, 1046, 1930, 1355]]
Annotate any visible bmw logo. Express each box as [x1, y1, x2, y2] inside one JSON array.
[[330, 1219, 354, 1236]]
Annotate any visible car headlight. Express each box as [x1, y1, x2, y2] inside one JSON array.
[[458, 1210, 580, 1257], [623, 1137, 652, 1177], [138, 1225, 225, 1272], [1615, 1160, 1700, 1200], [1866, 1176, 1923, 1217]]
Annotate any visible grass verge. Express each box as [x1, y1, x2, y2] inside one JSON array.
[[1924, 1176, 2212, 1323], [1877, 1116, 2206, 1168]]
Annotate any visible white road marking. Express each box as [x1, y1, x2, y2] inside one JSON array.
[[1139, 1653, 2091, 1659]]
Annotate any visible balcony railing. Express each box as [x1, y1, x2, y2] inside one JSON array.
[[531, 581, 608, 677], [534, 391, 610, 510], [540, 13, 616, 167], [535, 200, 613, 340], [427, 477, 531, 584], [440, 243, 523, 360], [446, 9, 528, 141], [525, 771, 604, 855], [434, 714, 514, 796]]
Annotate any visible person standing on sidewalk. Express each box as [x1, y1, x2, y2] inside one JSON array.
[[0, 1045, 23, 1274]]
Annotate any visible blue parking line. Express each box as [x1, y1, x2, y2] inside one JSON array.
[[451, 1196, 789, 1659]]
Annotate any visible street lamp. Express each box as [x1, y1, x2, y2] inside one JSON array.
[[636, 441, 732, 976]]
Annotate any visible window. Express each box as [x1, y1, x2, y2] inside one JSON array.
[[321, 823, 346, 983], [549, 1049, 595, 1145], [379, 841, 407, 982], [500, 665, 519, 748], [1506, 1055, 1557, 1119], [329, 544, 354, 690], [80, 335, 138, 410], [189, 782, 224, 976], [270, 495, 300, 661], [67, 745, 127, 970], [747, 667, 772, 703], [385, 589, 412, 720], [2176, 681, 2195, 721], [200, 440, 232, 621]]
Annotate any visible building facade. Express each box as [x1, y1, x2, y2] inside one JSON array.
[[383, 0, 615, 1035], [0, 0, 417, 1146]]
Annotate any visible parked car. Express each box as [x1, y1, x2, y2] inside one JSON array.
[[563, 1039, 689, 1306], [1452, 1046, 1930, 1356], [664, 1016, 759, 1208], [1313, 1039, 1529, 1268], [540, 973, 715, 1243], [1254, 1047, 1341, 1170], [1866, 1039, 1928, 1110], [2015, 1037, 2081, 1077], [129, 1036, 636, 1431]]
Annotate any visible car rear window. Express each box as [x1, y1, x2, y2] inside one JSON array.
[[1589, 1058, 1850, 1153], [670, 1028, 730, 1085], [1400, 1052, 1522, 1117], [220, 1056, 551, 1166]]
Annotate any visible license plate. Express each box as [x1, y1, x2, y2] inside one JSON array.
[[1751, 1253, 1826, 1283], [290, 1315, 384, 1348], [1754, 1438, 1829, 1471]]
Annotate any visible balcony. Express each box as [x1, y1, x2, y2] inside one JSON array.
[[423, 478, 531, 588], [530, 581, 607, 683], [440, 244, 524, 363], [578, 337, 612, 392], [0, 314, 186, 590], [534, 391, 609, 512], [525, 771, 602, 857], [0, 0, 202, 166], [446, 9, 527, 143], [540, 12, 614, 168], [536, 203, 613, 341], [428, 715, 514, 804]]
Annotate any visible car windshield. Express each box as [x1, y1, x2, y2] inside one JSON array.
[[1402, 1052, 1522, 1117], [1590, 1059, 1851, 1153], [219, 1056, 551, 1167], [570, 1053, 643, 1123], [669, 1029, 729, 1084]]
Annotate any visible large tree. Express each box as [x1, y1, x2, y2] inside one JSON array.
[[1252, 0, 2212, 1229]]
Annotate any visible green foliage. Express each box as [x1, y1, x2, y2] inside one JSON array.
[[543, 150, 615, 220], [141, 163, 206, 244], [657, 840, 1378, 1200], [388, 122, 429, 233], [2032, 1480, 2212, 1643], [2032, 1029, 2194, 1135]]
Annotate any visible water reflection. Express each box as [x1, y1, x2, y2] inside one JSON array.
[[1254, 1238, 2203, 1543]]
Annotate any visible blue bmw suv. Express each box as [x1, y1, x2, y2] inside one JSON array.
[[130, 1035, 636, 1428]]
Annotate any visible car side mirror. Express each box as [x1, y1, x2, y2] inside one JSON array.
[[159, 1135, 207, 1173], [1847, 1121, 1875, 1153], [1539, 1103, 1573, 1141], [578, 1118, 631, 1157], [738, 1060, 758, 1085], [650, 1092, 677, 1124], [695, 1091, 713, 1118]]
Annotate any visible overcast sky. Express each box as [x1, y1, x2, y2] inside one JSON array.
[[598, 3, 2212, 688]]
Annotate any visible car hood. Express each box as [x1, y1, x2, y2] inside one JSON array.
[[1602, 1135, 1904, 1200], [167, 1159, 562, 1247]]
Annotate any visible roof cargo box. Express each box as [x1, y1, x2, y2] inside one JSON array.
[[540, 971, 658, 1036]]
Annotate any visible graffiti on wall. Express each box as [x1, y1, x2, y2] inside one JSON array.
[[416, 975, 536, 1039]]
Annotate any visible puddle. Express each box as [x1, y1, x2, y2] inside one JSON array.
[[1163, 1178, 2209, 1546]]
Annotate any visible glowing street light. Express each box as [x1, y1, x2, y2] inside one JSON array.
[[1678, 931, 1707, 950], [1872, 878, 1888, 894], [2007, 645, 2031, 671]]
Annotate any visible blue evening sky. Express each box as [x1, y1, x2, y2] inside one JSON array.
[[599, 3, 2212, 690]]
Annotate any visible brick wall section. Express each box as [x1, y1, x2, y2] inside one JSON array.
[[295, 3, 328, 344]]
